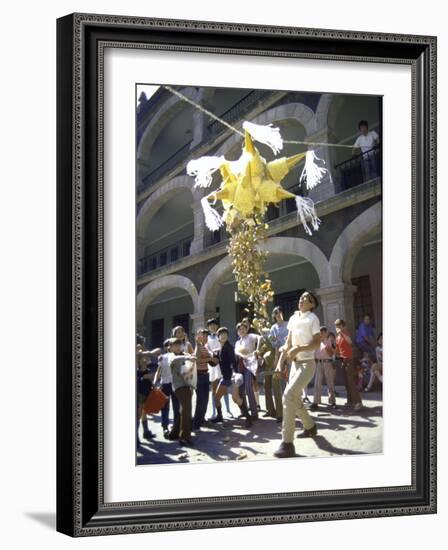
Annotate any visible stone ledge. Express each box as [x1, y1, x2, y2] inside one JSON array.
[[136, 179, 381, 288]]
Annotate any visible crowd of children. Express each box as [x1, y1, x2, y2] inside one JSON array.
[[136, 302, 383, 456]]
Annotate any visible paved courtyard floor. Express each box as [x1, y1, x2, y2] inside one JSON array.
[[137, 385, 383, 465]]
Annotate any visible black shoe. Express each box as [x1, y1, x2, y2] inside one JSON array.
[[297, 424, 317, 438], [275, 417, 283, 423], [143, 429, 155, 440], [211, 414, 223, 424], [163, 429, 170, 439], [167, 431, 179, 440], [273, 441, 296, 458], [179, 438, 194, 447], [309, 403, 319, 412], [244, 417, 253, 428], [329, 403, 337, 409]]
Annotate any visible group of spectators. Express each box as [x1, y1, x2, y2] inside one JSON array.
[[136, 293, 383, 458]]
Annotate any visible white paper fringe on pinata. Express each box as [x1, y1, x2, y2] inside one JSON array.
[[299, 150, 331, 190], [295, 196, 321, 236], [187, 156, 225, 188], [201, 196, 224, 231], [243, 121, 283, 155]]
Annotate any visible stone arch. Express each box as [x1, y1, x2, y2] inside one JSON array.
[[329, 202, 382, 285], [198, 236, 330, 314], [137, 87, 200, 163], [136, 274, 199, 326], [314, 93, 334, 131], [136, 175, 199, 244], [214, 103, 316, 157]]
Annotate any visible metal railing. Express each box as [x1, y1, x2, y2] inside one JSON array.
[[138, 236, 193, 276], [204, 224, 228, 248], [334, 145, 381, 191]]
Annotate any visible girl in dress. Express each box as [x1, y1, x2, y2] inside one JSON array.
[[234, 321, 261, 426], [364, 333, 383, 391]]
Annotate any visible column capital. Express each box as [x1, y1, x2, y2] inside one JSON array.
[[315, 284, 357, 333], [190, 313, 206, 334], [315, 283, 357, 300]]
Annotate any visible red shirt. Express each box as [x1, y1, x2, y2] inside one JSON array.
[[195, 343, 212, 373], [336, 330, 353, 359]]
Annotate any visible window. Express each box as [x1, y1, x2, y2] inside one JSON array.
[[274, 289, 305, 321], [172, 314, 191, 338], [182, 240, 191, 257], [170, 246, 179, 262], [159, 251, 167, 266]]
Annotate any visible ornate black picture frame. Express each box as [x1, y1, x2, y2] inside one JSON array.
[[56, 13, 437, 536]]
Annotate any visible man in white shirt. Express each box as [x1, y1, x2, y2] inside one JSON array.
[[274, 291, 321, 458], [353, 120, 380, 181]]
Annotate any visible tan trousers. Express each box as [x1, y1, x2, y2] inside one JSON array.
[[282, 359, 316, 443], [313, 360, 336, 405]]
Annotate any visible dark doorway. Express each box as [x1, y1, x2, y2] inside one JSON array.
[[151, 318, 164, 348]]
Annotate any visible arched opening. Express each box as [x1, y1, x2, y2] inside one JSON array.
[[136, 274, 199, 347], [216, 254, 321, 341], [137, 188, 195, 275], [142, 288, 196, 348], [199, 237, 329, 341], [147, 105, 195, 175], [351, 228, 383, 334]]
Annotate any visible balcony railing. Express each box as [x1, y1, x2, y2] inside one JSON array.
[[204, 224, 228, 248], [138, 236, 193, 276], [334, 145, 381, 191], [140, 139, 193, 191], [205, 90, 270, 136], [138, 90, 274, 194]]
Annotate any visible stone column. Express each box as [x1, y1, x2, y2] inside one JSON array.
[[190, 88, 206, 147], [305, 127, 337, 203], [190, 201, 205, 254], [191, 109, 205, 147], [136, 236, 147, 261], [315, 283, 357, 335], [190, 313, 206, 334]]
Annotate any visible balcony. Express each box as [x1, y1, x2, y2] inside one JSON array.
[[138, 236, 193, 276], [204, 224, 228, 248], [335, 145, 381, 191], [138, 90, 275, 195]]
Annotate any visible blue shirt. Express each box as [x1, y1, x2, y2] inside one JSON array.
[[356, 322, 374, 345], [269, 322, 289, 350]]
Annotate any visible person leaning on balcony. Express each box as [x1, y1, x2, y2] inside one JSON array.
[[353, 120, 380, 180], [273, 291, 321, 459], [334, 318, 363, 411]]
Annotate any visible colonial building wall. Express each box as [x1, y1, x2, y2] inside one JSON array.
[[143, 294, 194, 345], [277, 196, 381, 259]]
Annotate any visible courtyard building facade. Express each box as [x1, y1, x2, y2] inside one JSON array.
[[136, 86, 382, 347]]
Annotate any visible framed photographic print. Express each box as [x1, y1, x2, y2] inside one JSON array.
[[56, 13, 437, 536]]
